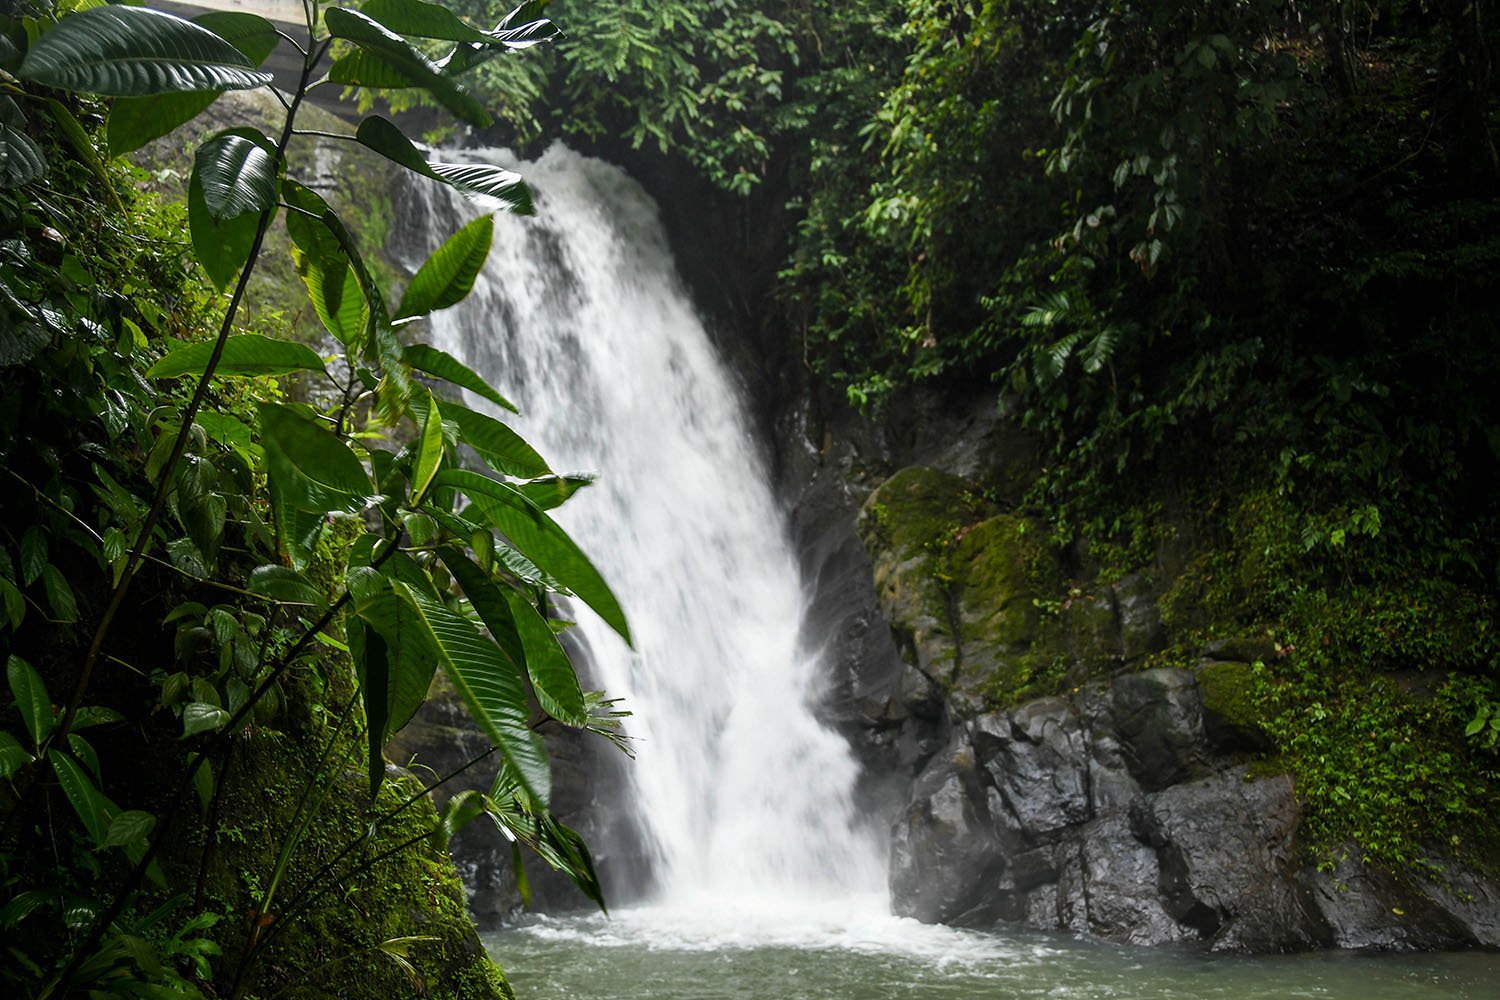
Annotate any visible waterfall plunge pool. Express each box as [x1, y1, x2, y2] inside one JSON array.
[[483, 901, 1499, 999]]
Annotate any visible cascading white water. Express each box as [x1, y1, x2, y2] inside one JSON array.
[[405, 144, 884, 913]]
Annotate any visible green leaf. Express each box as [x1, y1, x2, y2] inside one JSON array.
[[360, 0, 493, 42], [19, 7, 271, 96], [73, 705, 124, 730], [258, 402, 373, 515], [436, 546, 526, 669], [324, 8, 491, 127], [246, 565, 325, 606], [181, 702, 229, 737], [108, 10, 280, 158], [283, 179, 386, 350], [396, 214, 493, 320], [0, 731, 34, 779], [404, 587, 551, 803], [516, 475, 592, 511], [147, 335, 328, 379], [404, 343, 517, 413], [446, 402, 547, 478], [350, 578, 439, 795], [410, 389, 445, 503], [428, 161, 533, 214], [19, 527, 46, 585], [194, 131, 277, 221], [354, 114, 439, 178], [431, 788, 489, 849], [0, 123, 46, 189], [504, 588, 586, 725], [50, 753, 115, 846], [444, 470, 631, 644], [41, 564, 77, 623], [8, 655, 54, 749], [190, 165, 263, 291], [68, 734, 101, 782], [104, 809, 155, 848]]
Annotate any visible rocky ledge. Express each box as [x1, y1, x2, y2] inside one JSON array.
[[890, 666, 1500, 951]]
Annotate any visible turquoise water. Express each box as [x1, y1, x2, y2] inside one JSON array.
[[484, 902, 1500, 999]]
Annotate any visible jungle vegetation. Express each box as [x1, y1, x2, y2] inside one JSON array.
[[2, 1, 626, 996], [433, 0, 1500, 875]]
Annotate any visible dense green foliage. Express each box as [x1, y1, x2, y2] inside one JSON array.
[[2, 2, 628, 996], [438, 0, 1500, 872]]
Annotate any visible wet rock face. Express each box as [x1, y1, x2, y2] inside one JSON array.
[[882, 669, 1500, 952]]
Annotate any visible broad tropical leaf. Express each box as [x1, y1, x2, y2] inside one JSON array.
[[0, 731, 34, 779], [349, 576, 439, 795], [284, 181, 369, 348], [147, 335, 327, 379], [439, 470, 631, 643], [0, 123, 46, 189], [108, 11, 281, 158], [504, 587, 586, 725], [50, 753, 115, 846], [7, 655, 54, 749], [189, 166, 263, 290], [195, 131, 277, 221], [396, 215, 493, 320], [19, 7, 271, 96], [324, 8, 491, 127], [360, 0, 493, 42], [404, 586, 550, 803], [258, 402, 372, 515], [428, 162, 533, 214], [446, 402, 547, 477], [409, 388, 445, 503], [246, 565, 325, 606], [404, 343, 517, 413], [516, 474, 593, 510]]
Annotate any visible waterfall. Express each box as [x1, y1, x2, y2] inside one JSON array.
[[403, 144, 884, 911]]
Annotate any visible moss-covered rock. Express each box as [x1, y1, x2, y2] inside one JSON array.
[[195, 727, 512, 999], [1195, 660, 1272, 753]]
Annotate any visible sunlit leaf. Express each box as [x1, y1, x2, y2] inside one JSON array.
[[396, 214, 493, 320], [446, 402, 547, 477], [147, 335, 327, 379], [19, 7, 271, 96], [404, 343, 517, 413], [324, 7, 491, 127]]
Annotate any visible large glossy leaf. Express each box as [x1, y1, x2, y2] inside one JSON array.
[[189, 166, 262, 290], [446, 402, 547, 478], [195, 131, 277, 221], [0, 123, 46, 189], [360, 0, 493, 42], [258, 402, 372, 516], [437, 470, 631, 644], [396, 214, 493, 320], [106, 10, 280, 158], [404, 585, 551, 803], [283, 182, 368, 348], [440, 2, 560, 76], [504, 587, 586, 725], [7, 655, 54, 749], [428, 162, 533, 215], [147, 335, 327, 380], [354, 115, 437, 178], [19, 7, 271, 96], [50, 753, 115, 846], [436, 547, 526, 668], [246, 565, 325, 606], [0, 731, 34, 779], [516, 474, 593, 511], [410, 388, 446, 504], [324, 8, 491, 127], [404, 344, 517, 414], [349, 577, 439, 796]]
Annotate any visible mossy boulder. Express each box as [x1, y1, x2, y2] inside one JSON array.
[[1196, 659, 1273, 753], [859, 466, 1082, 715], [197, 728, 513, 999]]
